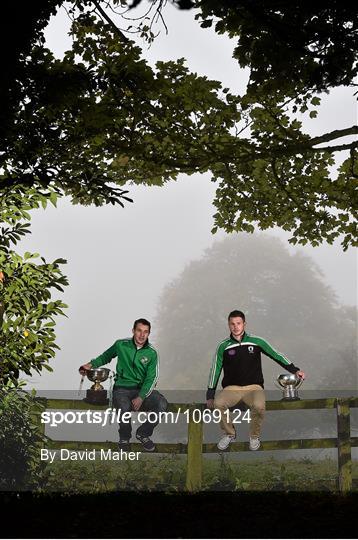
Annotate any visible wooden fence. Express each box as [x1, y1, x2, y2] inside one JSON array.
[[38, 396, 358, 492]]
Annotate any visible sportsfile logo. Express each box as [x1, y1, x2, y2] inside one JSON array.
[[41, 408, 183, 427], [41, 409, 121, 427], [41, 407, 251, 427], [41, 409, 158, 427]]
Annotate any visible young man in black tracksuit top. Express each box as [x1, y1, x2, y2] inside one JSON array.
[[206, 310, 305, 451]]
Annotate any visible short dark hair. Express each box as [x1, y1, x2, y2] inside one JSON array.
[[228, 310, 245, 322], [133, 318, 151, 331]]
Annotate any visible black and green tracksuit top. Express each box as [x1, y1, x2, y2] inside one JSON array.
[[206, 332, 300, 400], [90, 338, 159, 400]]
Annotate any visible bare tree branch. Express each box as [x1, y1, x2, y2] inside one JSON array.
[[310, 126, 358, 146], [91, 0, 130, 43], [311, 142, 358, 153]]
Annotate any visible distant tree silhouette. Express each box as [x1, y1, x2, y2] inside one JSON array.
[[155, 234, 356, 390]]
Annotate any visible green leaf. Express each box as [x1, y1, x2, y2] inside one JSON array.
[[49, 192, 58, 207]]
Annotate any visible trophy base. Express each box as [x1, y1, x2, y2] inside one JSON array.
[[281, 396, 301, 401], [84, 389, 109, 405]]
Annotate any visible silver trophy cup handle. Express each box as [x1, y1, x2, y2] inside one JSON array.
[[273, 379, 283, 390]]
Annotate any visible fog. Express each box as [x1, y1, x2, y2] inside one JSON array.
[[18, 2, 356, 394]]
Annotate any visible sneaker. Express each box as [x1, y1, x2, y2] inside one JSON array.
[[249, 437, 261, 451], [136, 433, 156, 452], [118, 440, 130, 451], [217, 434, 236, 451]]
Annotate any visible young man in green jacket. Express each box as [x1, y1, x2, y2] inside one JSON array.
[[207, 310, 305, 451], [79, 318, 167, 452]]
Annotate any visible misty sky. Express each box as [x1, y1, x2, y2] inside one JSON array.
[[20, 2, 357, 391]]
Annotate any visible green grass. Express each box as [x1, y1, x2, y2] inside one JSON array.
[[203, 455, 358, 491], [37, 455, 358, 493]]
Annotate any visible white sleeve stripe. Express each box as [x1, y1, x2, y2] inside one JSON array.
[[264, 341, 291, 364], [208, 340, 226, 387], [145, 352, 159, 397], [208, 346, 220, 387], [250, 335, 292, 365]]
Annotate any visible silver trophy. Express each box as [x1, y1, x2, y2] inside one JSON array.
[[84, 367, 111, 404], [275, 373, 303, 401]]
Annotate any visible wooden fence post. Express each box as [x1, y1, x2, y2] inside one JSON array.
[[336, 398, 352, 492], [186, 406, 203, 492]]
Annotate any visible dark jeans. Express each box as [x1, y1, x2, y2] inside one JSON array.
[[112, 387, 168, 440]]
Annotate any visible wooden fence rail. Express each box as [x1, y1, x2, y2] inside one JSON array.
[[37, 396, 358, 492]]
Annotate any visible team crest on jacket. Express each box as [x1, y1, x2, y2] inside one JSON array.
[[228, 349, 236, 356], [248, 346, 254, 353], [141, 357, 149, 365]]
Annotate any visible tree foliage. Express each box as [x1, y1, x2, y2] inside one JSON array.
[[0, 1, 357, 248], [0, 382, 47, 490], [155, 234, 356, 389], [195, 0, 358, 94], [0, 188, 68, 383], [0, 0, 61, 141]]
